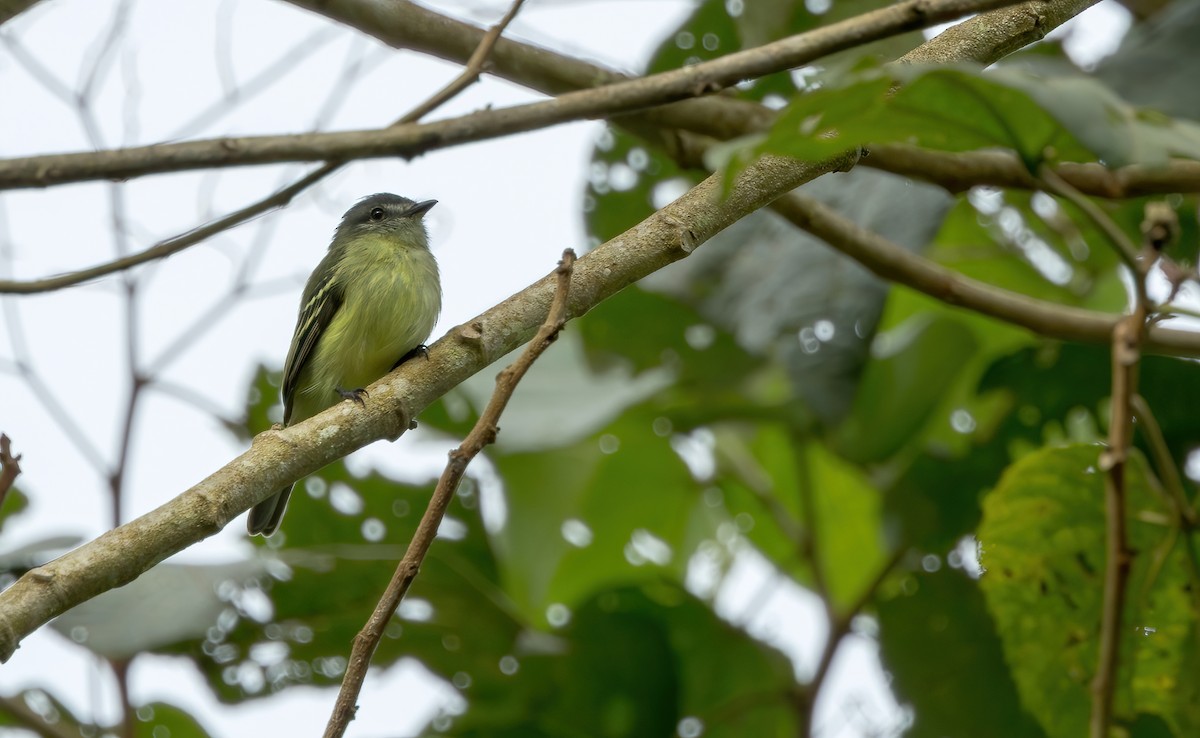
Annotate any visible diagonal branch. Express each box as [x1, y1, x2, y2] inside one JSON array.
[[898, 0, 1101, 64], [325, 248, 575, 738], [0, 0, 43, 27], [0, 151, 853, 663]]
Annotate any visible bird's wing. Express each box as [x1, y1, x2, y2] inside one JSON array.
[[281, 260, 344, 424]]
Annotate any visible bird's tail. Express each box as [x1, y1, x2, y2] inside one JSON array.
[[247, 484, 293, 537]]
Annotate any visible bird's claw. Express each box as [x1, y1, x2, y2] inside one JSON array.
[[337, 386, 369, 407], [392, 344, 431, 370]]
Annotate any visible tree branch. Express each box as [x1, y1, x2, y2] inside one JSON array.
[[803, 547, 906, 733], [898, 0, 1100, 64], [767, 192, 1200, 356], [0, 0, 42, 27], [1131, 394, 1197, 528], [0, 691, 83, 738], [0, 0, 1022, 192], [1089, 201, 1169, 738], [866, 144, 1200, 199], [0, 151, 852, 662], [325, 248, 575, 738]]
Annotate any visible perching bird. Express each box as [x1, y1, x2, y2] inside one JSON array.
[[247, 193, 441, 536]]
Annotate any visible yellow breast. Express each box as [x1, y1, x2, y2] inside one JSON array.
[[293, 236, 440, 422]]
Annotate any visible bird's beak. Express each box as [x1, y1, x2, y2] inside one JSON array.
[[406, 199, 437, 218]]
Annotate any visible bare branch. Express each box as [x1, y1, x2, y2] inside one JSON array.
[[325, 247, 573, 738], [0, 0, 524, 296], [0, 0, 1024, 192], [1131, 395, 1197, 528], [0, 691, 82, 738], [867, 144, 1200, 199], [1040, 166, 1145, 297], [1089, 200, 1170, 738], [0, 0, 44, 26], [767, 193, 1199, 355], [803, 547, 906, 734], [0, 165, 331, 294]]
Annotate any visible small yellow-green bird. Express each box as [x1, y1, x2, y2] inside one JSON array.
[[247, 193, 441, 536]]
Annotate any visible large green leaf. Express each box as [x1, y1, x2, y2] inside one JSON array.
[[436, 583, 799, 738], [492, 403, 713, 625], [979, 444, 1199, 737], [751, 66, 1200, 171], [714, 425, 885, 609], [834, 314, 979, 463], [133, 702, 215, 738], [878, 568, 1046, 738]]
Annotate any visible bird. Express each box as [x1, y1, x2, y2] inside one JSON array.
[[247, 193, 441, 536]]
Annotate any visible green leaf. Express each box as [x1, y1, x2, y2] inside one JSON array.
[[439, 583, 799, 738], [52, 560, 267, 660], [133, 702, 215, 738], [878, 568, 1046, 738], [978, 444, 1199, 737], [492, 404, 711, 624], [927, 192, 1126, 310], [752, 66, 1200, 174], [714, 425, 885, 609], [425, 331, 675, 452], [833, 314, 979, 463], [754, 67, 1080, 170], [989, 67, 1200, 167], [981, 344, 1200, 463], [0, 486, 27, 535]]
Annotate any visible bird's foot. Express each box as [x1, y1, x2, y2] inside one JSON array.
[[391, 344, 430, 370], [336, 386, 369, 407]]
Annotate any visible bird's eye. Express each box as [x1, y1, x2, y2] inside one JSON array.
[[369, 207, 385, 221]]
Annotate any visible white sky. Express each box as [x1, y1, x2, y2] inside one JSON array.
[[0, 1, 1131, 737]]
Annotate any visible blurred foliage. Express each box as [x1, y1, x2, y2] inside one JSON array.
[[14, 1, 1200, 736]]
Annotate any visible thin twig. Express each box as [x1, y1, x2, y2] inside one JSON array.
[[0, 691, 83, 738], [0, 434, 22, 507], [1089, 201, 1168, 738], [0, 0, 528, 296], [1091, 310, 1140, 738], [1130, 394, 1197, 528], [803, 546, 906, 733], [323, 248, 575, 738], [1040, 166, 1147, 306]]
